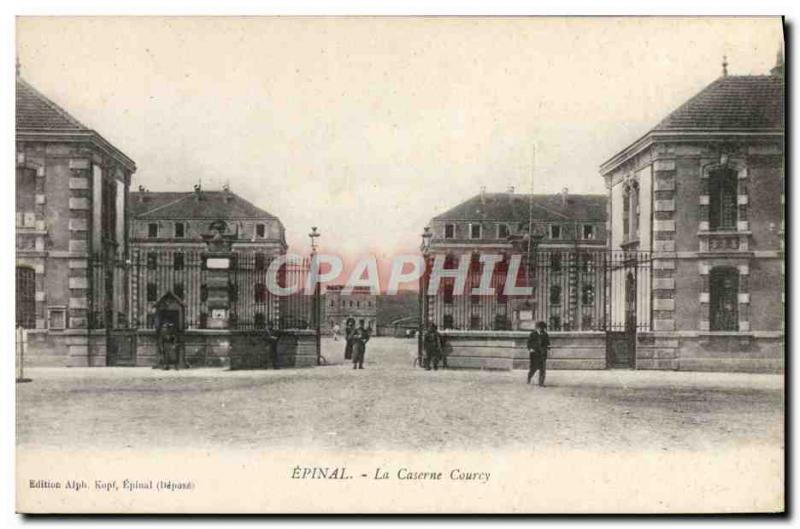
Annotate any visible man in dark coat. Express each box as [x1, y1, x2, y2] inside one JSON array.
[[351, 321, 370, 370], [527, 321, 550, 386], [263, 320, 280, 369], [344, 318, 356, 361], [423, 322, 443, 371]]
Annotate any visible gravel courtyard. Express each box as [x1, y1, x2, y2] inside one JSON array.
[[16, 337, 784, 454]]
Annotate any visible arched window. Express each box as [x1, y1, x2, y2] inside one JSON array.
[[709, 167, 738, 231], [710, 267, 739, 331]]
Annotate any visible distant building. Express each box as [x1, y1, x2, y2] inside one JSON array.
[[16, 73, 136, 366], [426, 189, 607, 331], [324, 286, 377, 332], [600, 53, 784, 371]]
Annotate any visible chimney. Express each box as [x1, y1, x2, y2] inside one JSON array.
[[223, 182, 231, 202], [480, 185, 487, 204], [507, 185, 515, 194], [561, 187, 569, 206], [193, 183, 202, 202], [137, 186, 148, 202], [722, 54, 728, 77]]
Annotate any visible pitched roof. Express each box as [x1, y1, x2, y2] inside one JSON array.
[[653, 75, 784, 132], [433, 193, 607, 223], [16, 76, 137, 171], [130, 190, 279, 221], [16, 77, 91, 132]]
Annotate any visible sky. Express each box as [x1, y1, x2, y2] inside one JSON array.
[[17, 16, 783, 265]]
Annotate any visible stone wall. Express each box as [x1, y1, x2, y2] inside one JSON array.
[[441, 331, 607, 370]]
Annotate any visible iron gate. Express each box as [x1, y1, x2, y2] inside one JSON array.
[[418, 249, 651, 367]]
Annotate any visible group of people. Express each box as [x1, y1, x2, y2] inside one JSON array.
[[343, 318, 371, 369]]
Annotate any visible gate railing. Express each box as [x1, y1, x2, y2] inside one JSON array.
[[88, 251, 319, 332], [421, 249, 651, 333]]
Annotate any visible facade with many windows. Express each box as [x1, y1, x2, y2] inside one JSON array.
[[323, 285, 377, 332], [128, 186, 288, 330], [16, 74, 136, 366], [426, 188, 608, 331], [600, 54, 784, 371]]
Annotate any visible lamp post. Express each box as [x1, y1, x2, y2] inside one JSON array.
[[418, 226, 433, 363], [308, 227, 321, 365]]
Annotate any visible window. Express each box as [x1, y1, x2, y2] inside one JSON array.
[[16, 266, 36, 329], [443, 314, 454, 329], [470, 315, 481, 330], [101, 177, 117, 245], [146, 283, 157, 302], [173, 253, 184, 271], [709, 167, 738, 231], [470, 223, 482, 240], [549, 315, 562, 331], [550, 285, 562, 305], [498, 223, 509, 239], [174, 222, 185, 238], [147, 252, 157, 270], [48, 307, 66, 330], [255, 283, 267, 303], [15, 168, 36, 226], [256, 223, 266, 238], [444, 224, 455, 239], [550, 253, 562, 272], [550, 224, 561, 240], [173, 283, 184, 300], [254, 313, 266, 329], [582, 284, 595, 305], [582, 224, 595, 240], [443, 279, 454, 304], [255, 252, 267, 271], [622, 187, 631, 239], [710, 267, 739, 331]]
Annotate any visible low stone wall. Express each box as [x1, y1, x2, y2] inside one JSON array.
[[19, 330, 107, 367], [229, 330, 318, 370], [636, 332, 784, 373], [441, 331, 607, 371]]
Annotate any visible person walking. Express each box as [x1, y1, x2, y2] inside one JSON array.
[[332, 323, 341, 342], [344, 318, 356, 361], [527, 321, 550, 386], [351, 321, 370, 370], [423, 322, 443, 371]]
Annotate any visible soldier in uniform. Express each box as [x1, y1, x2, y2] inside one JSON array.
[[161, 321, 179, 370], [423, 322, 443, 371], [263, 320, 280, 369], [351, 320, 370, 370], [343, 318, 356, 361], [526, 321, 550, 386]]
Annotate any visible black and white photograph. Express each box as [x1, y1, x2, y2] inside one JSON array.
[[11, 15, 785, 514]]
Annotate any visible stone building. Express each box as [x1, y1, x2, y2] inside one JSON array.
[[426, 188, 607, 331], [128, 185, 288, 331], [324, 285, 377, 332], [600, 54, 784, 372], [16, 74, 136, 366]]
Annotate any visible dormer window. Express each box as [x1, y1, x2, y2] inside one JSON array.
[[550, 224, 561, 240], [582, 224, 595, 240], [444, 224, 455, 239], [148, 223, 158, 238], [174, 222, 185, 238], [256, 223, 266, 238]]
